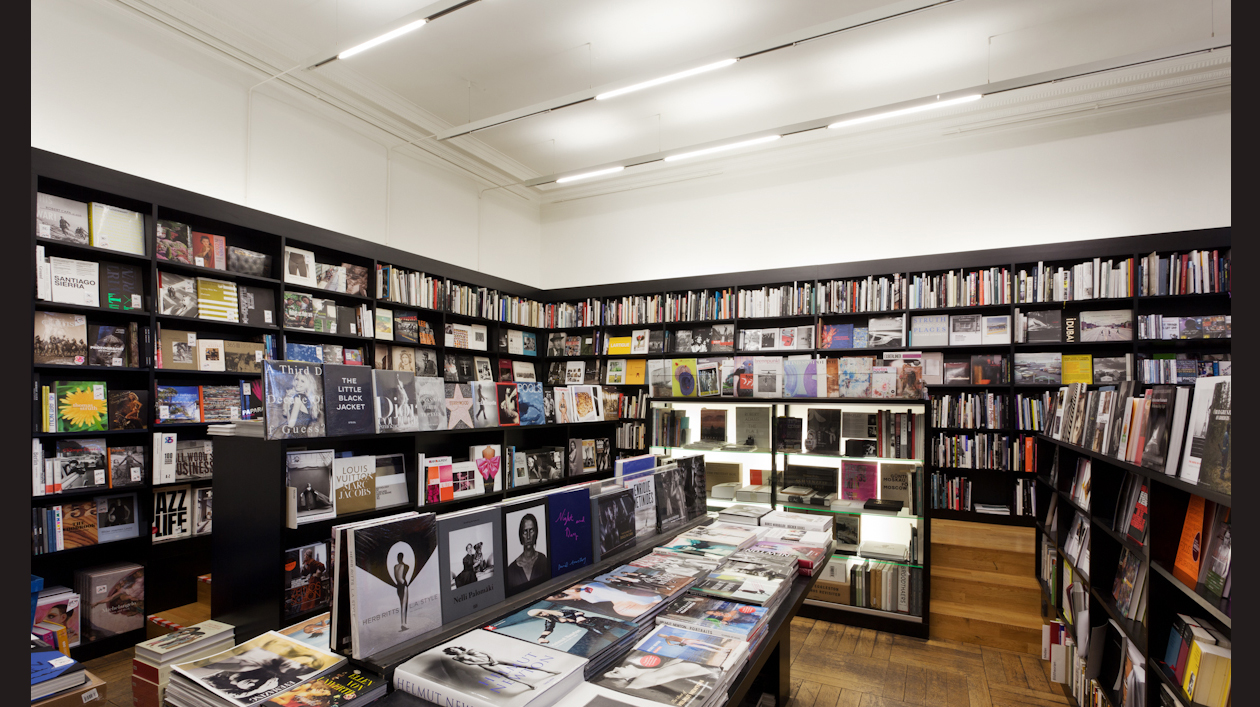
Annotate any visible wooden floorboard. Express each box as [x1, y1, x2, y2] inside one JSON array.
[[77, 616, 1064, 707]]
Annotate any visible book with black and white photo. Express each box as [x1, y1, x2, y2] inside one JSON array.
[[158, 271, 198, 317], [372, 370, 420, 433], [287, 450, 336, 525], [237, 285, 276, 328], [502, 496, 552, 596], [1025, 310, 1062, 343], [592, 486, 637, 561], [37, 192, 90, 244], [438, 507, 505, 623], [867, 315, 905, 348], [653, 465, 686, 534], [949, 314, 983, 346], [263, 360, 326, 439], [805, 408, 842, 454], [392, 627, 587, 707], [168, 631, 345, 707], [348, 512, 441, 659], [415, 376, 446, 432]]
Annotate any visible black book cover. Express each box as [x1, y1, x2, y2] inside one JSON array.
[[844, 439, 877, 457], [646, 330, 665, 353], [100, 263, 144, 312], [108, 389, 147, 430], [336, 306, 359, 336], [502, 498, 552, 596], [88, 324, 127, 366], [805, 409, 843, 454], [547, 361, 565, 385], [593, 488, 636, 560], [239, 286, 277, 328], [323, 364, 374, 436], [1025, 310, 1062, 343], [455, 354, 476, 382], [676, 454, 707, 519], [1064, 316, 1078, 343], [654, 466, 686, 533], [776, 417, 803, 451], [437, 507, 505, 623]]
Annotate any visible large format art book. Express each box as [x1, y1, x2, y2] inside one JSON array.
[[263, 360, 326, 439], [392, 628, 587, 707], [438, 507, 506, 623], [347, 513, 441, 659], [484, 599, 637, 660], [502, 495, 552, 596], [547, 486, 593, 577], [322, 364, 374, 435], [592, 649, 722, 707], [170, 631, 345, 707]]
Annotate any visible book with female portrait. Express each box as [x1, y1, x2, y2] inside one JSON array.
[[286, 450, 336, 525], [372, 370, 419, 433], [593, 649, 721, 707], [171, 631, 345, 707], [263, 361, 326, 439], [392, 627, 586, 707], [502, 497, 552, 595], [437, 507, 505, 623], [347, 512, 440, 659]]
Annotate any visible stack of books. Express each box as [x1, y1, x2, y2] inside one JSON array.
[[166, 632, 346, 707], [31, 636, 85, 702], [131, 619, 235, 707], [760, 509, 834, 534], [206, 420, 264, 437], [652, 524, 756, 563], [585, 622, 750, 707], [691, 552, 797, 610], [484, 598, 641, 680], [858, 539, 910, 563], [717, 504, 772, 526], [656, 595, 773, 652]]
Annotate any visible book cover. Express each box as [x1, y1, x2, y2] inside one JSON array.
[[868, 315, 905, 348], [96, 493, 140, 543], [375, 307, 394, 340], [517, 381, 546, 426], [414, 376, 445, 432], [1062, 355, 1093, 385], [56, 381, 108, 432], [1026, 311, 1062, 343], [566, 360, 586, 384], [86, 203, 144, 255], [374, 454, 409, 509], [571, 385, 601, 423], [654, 466, 687, 533], [332, 456, 376, 516], [880, 463, 916, 506], [496, 382, 522, 426], [1014, 352, 1061, 385], [48, 256, 100, 307], [238, 286, 276, 328], [594, 488, 637, 559], [108, 446, 145, 487], [192, 486, 213, 535], [100, 263, 144, 312], [910, 315, 949, 347], [841, 461, 878, 501], [438, 507, 506, 622], [734, 406, 772, 450], [175, 439, 213, 481], [424, 456, 454, 505], [470, 381, 500, 428], [805, 408, 843, 454], [1197, 378, 1231, 495], [36, 193, 90, 244], [155, 220, 192, 263], [320, 364, 374, 436], [76, 563, 144, 641], [949, 314, 982, 346], [263, 361, 326, 439], [196, 278, 239, 322], [982, 315, 1012, 344], [372, 370, 420, 433], [671, 359, 699, 398], [394, 310, 420, 344], [348, 513, 441, 658], [34, 311, 87, 365], [152, 483, 192, 542], [173, 632, 344, 706], [593, 650, 721, 706], [970, 355, 1005, 385], [283, 246, 318, 287], [392, 627, 586, 707], [108, 389, 147, 430], [502, 499, 552, 595], [548, 486, 593, 576], [287, 450, 336, 524], [444, 382, 475, 430], [485, 599, 636, 659], [283, 541, 332, 620]]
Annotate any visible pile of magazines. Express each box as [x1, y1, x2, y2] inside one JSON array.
[[583, 622, 751, 707]]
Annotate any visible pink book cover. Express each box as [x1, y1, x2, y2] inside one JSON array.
[[841, 460, 879, 501], [212, 235, 227, 270]]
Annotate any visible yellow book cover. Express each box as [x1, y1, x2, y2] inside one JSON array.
[[607, 336, 633, 355], [671, 359, 698, 398], [89, 202, 146, 256], [1062, 354, 1093, 384], [624, 359, 646, 385], [196, 278, 240, 322], [1183, 639, 1204, 697], [60, 500, 99, 549]]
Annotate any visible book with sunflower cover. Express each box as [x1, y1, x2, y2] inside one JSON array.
[[56, 381, 108, 432]]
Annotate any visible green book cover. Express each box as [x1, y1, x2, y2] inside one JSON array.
[[56, 381, 108, 432]]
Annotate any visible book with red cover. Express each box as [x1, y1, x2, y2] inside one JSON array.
[[1126, 482, 1149, 545]]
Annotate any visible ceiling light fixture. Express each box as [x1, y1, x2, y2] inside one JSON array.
[[595, 59, 738, 101], [556, 166, 626, 183], [337, 18, 429, 60], [664, 135, 781, 162], [827, 93, 981, 130]]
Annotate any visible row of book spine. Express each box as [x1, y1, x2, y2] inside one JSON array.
[[1015, 257, 1135, 303], [848, 560, 923, 616], [930, 432, 1028, 471], [664, 288, 734, 322], [1015, 391, 1054, 432], [930, 392, 1007, 430], [930, 471, 971, 511], [737, 282, 816, 318], [374, 264, 441, 309], [545, 299, 602, 328], [907, 267, 1010, 309], [819, 274, 904, 313], [1138, 249, 1230, 296], [603, 294, 663, 325], [1014, 478, 1036, 517], [615, 421, 645, 450], [1138, 356, 1230, 384]]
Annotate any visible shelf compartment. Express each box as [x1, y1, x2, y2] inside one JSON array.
[[1148, 559, 1231, 629], [801, 598, 924, 622]]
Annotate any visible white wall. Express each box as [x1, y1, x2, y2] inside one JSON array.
[[31, 0, 544, 288], [540, 93, 1232, 289]]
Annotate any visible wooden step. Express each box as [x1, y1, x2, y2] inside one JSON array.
[[930, 600, 1047, 656], [931, 599, 1046, 631], [931, 567, 1042, 614], [930, 565, 1041, 590], [932, 543, 1035, 576], [933, 518, 1036, 552]]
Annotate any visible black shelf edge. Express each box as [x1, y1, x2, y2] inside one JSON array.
[[35, 363, 148, 373], [931, 508, 1036, 526], [1035, 435, 1231, 507], [1090, 586, 1148, 654], [158, 313, 278, 332], [1136, 292, 1231, 300], [1013, 297, 1137, 308], [906, 302, 1013, 313], [159, 260, 282, 286], [37, 302, 151, 319], [282, 328, 371, 341], [34, 428, 150, 438], [1092, 520, 1147, 558], [154, 369, 261, 377], [283, 282, 375, 304], [651, 396, 927, 404], [1147, 658, 1195, 707], [36, 237, 151, 264], [31, 534, 150, 557], [1148, 559, 1231, 629]]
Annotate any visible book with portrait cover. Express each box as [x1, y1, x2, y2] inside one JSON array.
[[516, 381, 546, 426], [108, 389, 147, 430], [592, 649, 721, 706], [805, 408, 843, 454], [675, 454, 707, 521], [392, 626, 586, 707], [284, 541, 332, 620], [372, 370, 419, 433], [348, 513, 440, 659], [471, 381, 500, 428], [592, 487, 636, 561], [172, 631, 345, 707], [548, 486, 593, 576], [654, 465, 687, 534], [287, 450, 336, 525], [485, 599, 637, 663], [263, 361, 326, 439], [155, 220, 192, 263], [497, 383, 522, 426], [438, 507, 505, 623], [502, 497, 552, 596]]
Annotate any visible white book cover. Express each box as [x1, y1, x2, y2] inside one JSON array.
[[393, 628, 586, 707], [909, 314, 949, 347], [36, 193, 89, 243], [508, 329, 524, 355], [283, 246, 318, 287], [89, 203, 146, 256], [197, 339, 226, 372], [153, 431, 178, 484], [565, 360, 586, 384], [949, 314, 982, 346], [982, 315, 1012, 344], [172, 631, 345, 706], [349, 513, 441, 659], [752, 357, 782, 398], [630, 329, 650, 355], [49, 256, 100, 307]]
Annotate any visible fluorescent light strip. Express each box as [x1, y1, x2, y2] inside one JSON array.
[[556, 166, 626, 183], [828, 93, 981, 130], [338, 18, 428, 59], [596, 59, 738, 101], [664, 135, 781, 162]]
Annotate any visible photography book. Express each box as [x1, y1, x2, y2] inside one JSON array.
[[438, 507, 505, 623]]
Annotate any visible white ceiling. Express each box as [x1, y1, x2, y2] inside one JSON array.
[[149, 0, 1230, 183]]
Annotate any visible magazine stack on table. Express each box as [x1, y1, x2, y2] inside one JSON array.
[[588, 623, 750, 707], [132, 619, 235, 707], [166, 631, 347, 707], [654, 595, 774, 653], [689, 551, 797, 610]]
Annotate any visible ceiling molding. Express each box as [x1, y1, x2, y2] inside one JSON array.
[[538, 48, 1230, 203]]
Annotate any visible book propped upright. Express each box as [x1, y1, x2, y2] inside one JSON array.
[[347, 512, 440, 659], [438, 507, 505, 623], [548, 486, 593, 576]]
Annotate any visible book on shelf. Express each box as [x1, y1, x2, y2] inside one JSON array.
[[437, 507, 506, 622]]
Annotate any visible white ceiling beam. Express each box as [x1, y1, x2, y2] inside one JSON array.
[[433, 0, 962, 141], [520, 35, 1231, 188]]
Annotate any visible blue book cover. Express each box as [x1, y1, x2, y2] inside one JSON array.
[[636, 624, 745, 666], [547, 487, 592, 577], [523, 332, 538, 356], [156, 385, 201, 422], [616, 455, 656, 482], [516, 382, 546, 426], [285, 342, 324, 363], [853, 327, 869, 349], [819, 323, 853, 350], [31, 637, 79, 687], [782, 359, 810, 398]]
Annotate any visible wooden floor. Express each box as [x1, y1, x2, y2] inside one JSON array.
[[787, 616, 1069, 707], [84, 616, 1066, 707]]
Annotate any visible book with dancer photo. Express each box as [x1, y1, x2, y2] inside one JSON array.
[[483, 600, 636, 660], [392, 628, 587, 707], [438, 507, 505, 624], [593, 649, 722, 707], [347, 513, 441, 659], [634, 624, 745, 668]]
